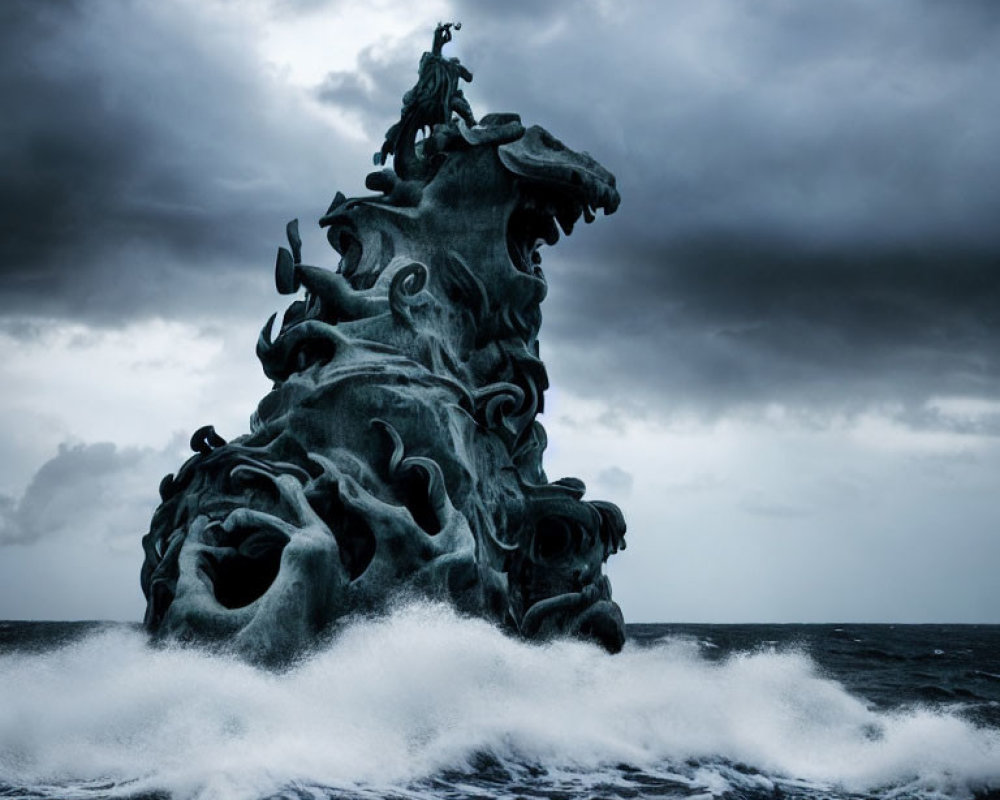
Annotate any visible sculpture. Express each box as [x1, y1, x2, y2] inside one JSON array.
[[140, 24, 626, 665]]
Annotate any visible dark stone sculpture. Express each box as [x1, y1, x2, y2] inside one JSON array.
[[140, 24, 625, 665], [376, 22, 476, 179]]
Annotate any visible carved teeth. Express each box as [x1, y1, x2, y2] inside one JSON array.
[[541, 215, 560, 246], [555, 202, 582, 236]]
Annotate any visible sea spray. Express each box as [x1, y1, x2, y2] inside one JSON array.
[[1, 604, 999, 800]]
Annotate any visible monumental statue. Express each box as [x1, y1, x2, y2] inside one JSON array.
[[140, 24, 626, 664]]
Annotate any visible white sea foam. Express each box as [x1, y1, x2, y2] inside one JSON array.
[[0, 603, 998, 800]]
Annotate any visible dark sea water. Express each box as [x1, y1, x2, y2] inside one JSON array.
[[1, 604, 998, 800]]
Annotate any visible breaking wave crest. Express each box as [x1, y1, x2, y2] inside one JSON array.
[[0, 602, 998, 800]]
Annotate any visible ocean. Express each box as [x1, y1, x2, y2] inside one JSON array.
[[1, 603, 998, 800]]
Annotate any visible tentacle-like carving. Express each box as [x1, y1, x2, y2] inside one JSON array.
[[371, 417, 452, 536], [520, 586, 598, 639], [257, 318, 348, 382], [298, 265, 389, 322], [388, 260, 430, 329], [373, 417, 406, 475], [189, 425, 226, 456], [471, 382, 527, 439]]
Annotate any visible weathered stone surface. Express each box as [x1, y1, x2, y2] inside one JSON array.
[[140, 24, 626, 664]]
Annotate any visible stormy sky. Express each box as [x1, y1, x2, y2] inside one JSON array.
[[1, 0, 998, 622]]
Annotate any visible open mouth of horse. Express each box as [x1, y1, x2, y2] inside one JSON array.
[[501, 125, 620, 276]]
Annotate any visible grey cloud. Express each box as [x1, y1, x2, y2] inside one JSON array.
[[0, 318, 49, 343], [541, 234, 1000, 420], [596, 466, 634, 497], [0, 495, 16, 540], [317, 71, 376, 113], [0, 1, 353, 324], [0, 439, 185, 548], [739, 493, 813, 520], [315, 38, 422, 139], [892, 404, 1000, 439], [265, 0, 345, 15]]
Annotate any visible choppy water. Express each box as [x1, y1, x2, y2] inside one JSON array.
[[1, 603, 998, 800]]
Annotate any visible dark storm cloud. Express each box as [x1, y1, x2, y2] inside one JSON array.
[[440, 0, 1000, 418], [0, 1, 349, 323], [461, 0, 1000, 251], [5, 0, 1000, 418], [540, 234, 1000, 417]]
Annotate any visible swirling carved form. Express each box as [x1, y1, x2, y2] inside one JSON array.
[[140, 25, 625, 664]]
